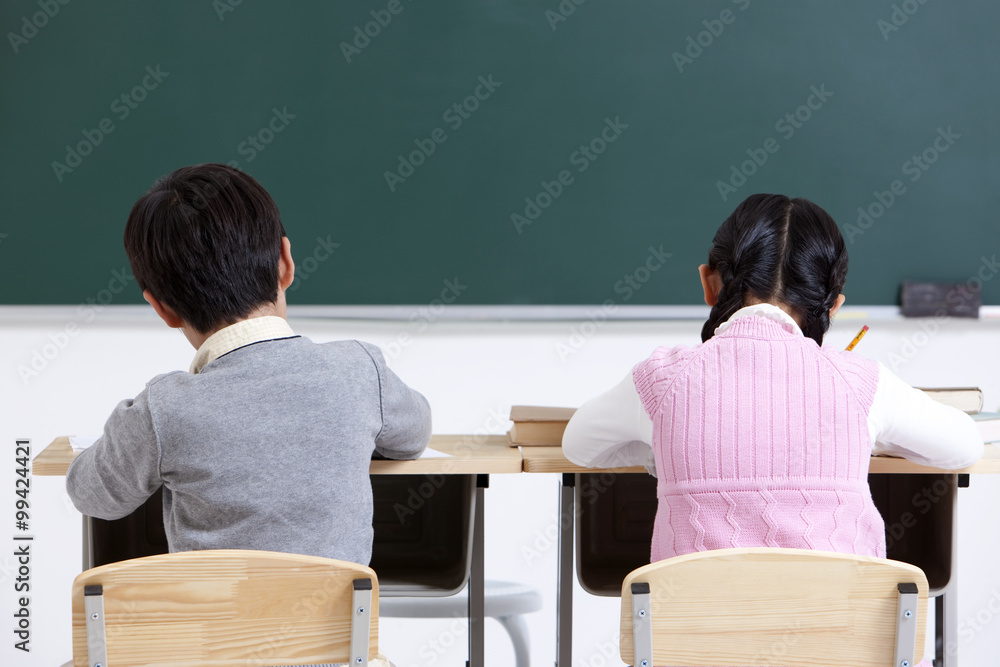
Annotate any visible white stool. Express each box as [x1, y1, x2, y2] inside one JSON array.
[[380, 580, 543, 667]]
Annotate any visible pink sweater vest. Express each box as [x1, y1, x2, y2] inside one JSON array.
[[633, 315, 886, 563]]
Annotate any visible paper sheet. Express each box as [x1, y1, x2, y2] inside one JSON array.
[[420, 447, 451, 459], [69, 435, 100, 451]]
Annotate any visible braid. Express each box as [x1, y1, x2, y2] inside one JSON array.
[[701, 275, 746, 342], [700, 194, 789, 342], [799, 292, 836, 343]]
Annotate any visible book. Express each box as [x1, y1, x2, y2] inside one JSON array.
[[508, 406, 577, 447], [509, 406, 577, 422], [508, 421, 567, 447], [917, 387, 983, 414], [972, 412, 1000, 443]]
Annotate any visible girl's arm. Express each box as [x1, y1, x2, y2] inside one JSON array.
[[869, 362, 983, 469], [562, 371, 656, 474]]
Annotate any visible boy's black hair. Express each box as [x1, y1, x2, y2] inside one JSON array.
[[123, 163, 286, 334], [701, 193, 848, 345]]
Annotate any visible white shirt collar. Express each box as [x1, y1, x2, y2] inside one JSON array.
[[189, 316, 297, 374], [714, 303, 803, 337]]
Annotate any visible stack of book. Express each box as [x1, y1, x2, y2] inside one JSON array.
[[507, 406, 576, 447], [915, 387, 983, 413], [972, 412, 1000, 443], [916, 387, 999, 442]]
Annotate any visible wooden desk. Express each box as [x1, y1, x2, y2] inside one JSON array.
[[522, 444, 1000, 667], [34, 434, 521, 667], [33, 434, 523, 477], [519, 443, 1000, 474]]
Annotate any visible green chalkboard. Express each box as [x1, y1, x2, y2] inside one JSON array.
[[1, 0, 997, 306]]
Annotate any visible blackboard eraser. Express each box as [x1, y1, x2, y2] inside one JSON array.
[[900, 281, 980, 318]]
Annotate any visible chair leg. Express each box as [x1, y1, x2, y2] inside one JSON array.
[[496, 614, 531, 667]]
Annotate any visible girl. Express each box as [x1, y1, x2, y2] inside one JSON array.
[[563, 193, 981, 666]]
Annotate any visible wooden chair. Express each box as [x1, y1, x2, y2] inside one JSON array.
[[71, 549, 380, 667], [620, 548, 928, 667]]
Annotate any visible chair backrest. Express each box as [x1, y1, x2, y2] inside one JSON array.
[[620, 548, 927, 667], [72, 549, 379, 667]]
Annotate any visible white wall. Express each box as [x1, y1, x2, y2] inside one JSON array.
[[2, 308, 999, 666]]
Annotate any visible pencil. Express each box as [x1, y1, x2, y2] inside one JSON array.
[[845, 325, 869, 351]]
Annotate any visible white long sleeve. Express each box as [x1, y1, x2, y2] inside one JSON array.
[[561, 361, 984, 475], [869, 362, 983, 469], [561, 371, 656, 474]]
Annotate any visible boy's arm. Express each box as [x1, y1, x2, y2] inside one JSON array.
[[66, 389, 162, 520], [562, 371, 656, 475], [357, 342, 432, 460], [869, 362, 984, 469]]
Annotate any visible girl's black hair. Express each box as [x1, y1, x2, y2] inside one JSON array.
[[700, 193, 848, 345]]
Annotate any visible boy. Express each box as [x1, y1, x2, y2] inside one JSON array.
[[66, 163, 432, 565]]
